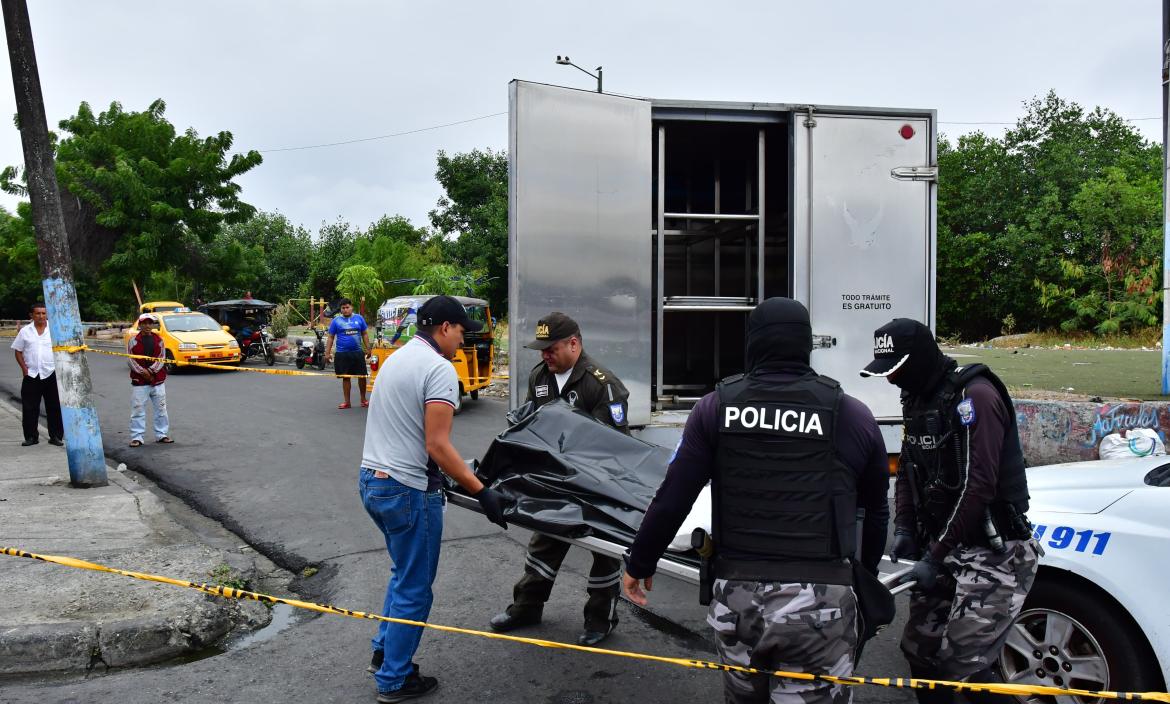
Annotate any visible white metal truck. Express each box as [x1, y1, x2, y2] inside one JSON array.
[[508, 80, 937, 446]]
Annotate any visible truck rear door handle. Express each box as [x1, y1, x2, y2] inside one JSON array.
[[890, 166, 938, 182]]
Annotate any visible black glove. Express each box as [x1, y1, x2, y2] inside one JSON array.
[[474, 486, 508, 529], [896, 556, 943, 592], [889, 529, 922, 564]]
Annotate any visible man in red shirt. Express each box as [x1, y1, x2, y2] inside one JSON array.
[[127, 313, 172, 447]]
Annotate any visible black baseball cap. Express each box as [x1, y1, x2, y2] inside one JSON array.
[[417, 295, 483, 332], [860, 318, 933, 377], [524, 312, 580, 350]]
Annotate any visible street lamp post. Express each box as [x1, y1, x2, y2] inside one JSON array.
[[555, 55, 602, 93]]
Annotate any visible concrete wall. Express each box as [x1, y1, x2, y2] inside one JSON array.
[[1016, 399, 1170, 466]]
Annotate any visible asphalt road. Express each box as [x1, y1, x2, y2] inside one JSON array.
[[0, 351, 914, 703]]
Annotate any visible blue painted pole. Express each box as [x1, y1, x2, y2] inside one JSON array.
[[3, 0, 107, 486]]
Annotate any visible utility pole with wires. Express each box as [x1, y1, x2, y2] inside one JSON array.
[[2, 0, 107, 486]]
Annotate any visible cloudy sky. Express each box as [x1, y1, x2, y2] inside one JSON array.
[[0, 0, 1160, 235]]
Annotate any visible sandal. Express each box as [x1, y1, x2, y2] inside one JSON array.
[[338, 402, 351, 410], [129, 439, 143, 447], [360, 400, 369, 408], [157, 436, 174, 444]]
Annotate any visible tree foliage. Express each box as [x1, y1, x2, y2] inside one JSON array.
[[336, 264, 385, 306], [429, 148, 508, 313], [411, 264, 481, 297], [936, 91, 1163, 339]]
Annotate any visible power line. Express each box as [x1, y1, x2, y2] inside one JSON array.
[[255, 110, 1160, 153], [258, 111, 507, 153]]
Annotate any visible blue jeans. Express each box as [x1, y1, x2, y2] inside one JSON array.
[[359, 469, 444, 693], [129, 383, 169, 442]]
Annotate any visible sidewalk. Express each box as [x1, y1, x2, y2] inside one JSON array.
[[0, 400, 274, 676]]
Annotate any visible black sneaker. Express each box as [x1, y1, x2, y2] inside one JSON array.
[[21, 438, 38, 447], [48, 437, 64, 446], [376, 673, 438, 703], [367, 653, 418, 676]]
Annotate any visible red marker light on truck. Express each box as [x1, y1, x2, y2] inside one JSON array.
[[899, 124, 915, 140]]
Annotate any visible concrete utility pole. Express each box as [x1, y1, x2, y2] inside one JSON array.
[[3, 0, 107, 486]]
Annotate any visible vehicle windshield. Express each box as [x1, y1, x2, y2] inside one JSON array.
[[163, 314, 222, 333], [465, 305, 487, 323]]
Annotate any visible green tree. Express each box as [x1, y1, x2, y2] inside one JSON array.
[[336, 264, 384, 307], [411, 263, 481, 297], [307, 219, 363, 300], [429, 148, 508, 313], [0, 205, 40, 318], [935, 91, 1162, 338], [1, 99, 262, 301], [219, 211, 312, 303]]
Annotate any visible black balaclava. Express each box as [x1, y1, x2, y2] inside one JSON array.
[[745, 297, 814, 373], [891, 320, 954, 396]]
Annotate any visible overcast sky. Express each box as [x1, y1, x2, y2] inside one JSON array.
[[0, 0, 1160, 236]]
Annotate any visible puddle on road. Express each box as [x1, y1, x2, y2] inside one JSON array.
[[223, 603, 301, 651]]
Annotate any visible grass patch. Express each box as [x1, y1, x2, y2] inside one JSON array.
[[948, 345, 1167, 400], [982, 327, 1161, 350], [208, 564, 250, 591]]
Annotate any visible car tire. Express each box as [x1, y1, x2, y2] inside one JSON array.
[[164, 350, 177, 374], [999, 577, 1164, 703]]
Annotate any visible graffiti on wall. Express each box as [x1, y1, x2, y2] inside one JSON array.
[[1015, 400, 1170, 466]]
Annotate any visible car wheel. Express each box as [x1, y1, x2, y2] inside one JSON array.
[[999, 578, 1164, 703], [164, 350, 177, 373]]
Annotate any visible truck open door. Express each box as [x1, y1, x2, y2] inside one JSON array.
[[508, 81, 654, 426], [792, 109, 937, 426]]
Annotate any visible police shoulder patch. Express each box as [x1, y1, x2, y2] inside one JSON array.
[[535, 384, 549, 398], [609, 402, 626, 424], [592, 367, 607, 382], [957, 398, 976, 426]]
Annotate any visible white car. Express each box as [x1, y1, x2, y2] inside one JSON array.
[[999, 457, 1170, 699]]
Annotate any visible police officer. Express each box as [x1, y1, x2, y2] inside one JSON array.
[[490, 312, 631, 646], [861, 318, 1040, 704], [624, 298, 890, 704]]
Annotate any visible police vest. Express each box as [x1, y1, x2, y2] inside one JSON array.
[[713, 371, 856, 584], [901, 364, 1029, 539]]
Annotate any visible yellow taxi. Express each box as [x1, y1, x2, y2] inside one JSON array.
[[124, 303, 241, 370]]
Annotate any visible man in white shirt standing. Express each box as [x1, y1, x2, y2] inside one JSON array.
[[10, 301, 63, 447]]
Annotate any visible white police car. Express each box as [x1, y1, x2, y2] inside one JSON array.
[[999, 457, 1170, 699]]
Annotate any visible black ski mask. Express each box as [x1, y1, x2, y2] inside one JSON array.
[[859, 318, 953, 396], [745, 297, 814, 373]]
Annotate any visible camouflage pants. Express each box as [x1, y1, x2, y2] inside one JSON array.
[[901, 539, 1041, 680], [707, 580, 858, 704]]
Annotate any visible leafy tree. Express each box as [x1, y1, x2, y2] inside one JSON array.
[[218, 211, 312, 304], [936, 91, 1162, 338], [0, 206, 38, 317], [307, 219, 363, 300], [336, 264, 384, 307], [411, 263, 481, 297], [1, 99, 262, 297], [429, 149, 508, 314]]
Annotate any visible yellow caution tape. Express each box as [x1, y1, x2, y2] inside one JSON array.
[[2, 547, 1166, 701], [52, 345, 370, 380]]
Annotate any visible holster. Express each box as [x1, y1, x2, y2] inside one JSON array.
[[692, 528, 715, 606]]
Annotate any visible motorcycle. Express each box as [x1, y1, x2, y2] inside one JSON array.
[[239, 324, 276, 366], [295, 328, 327, 371]]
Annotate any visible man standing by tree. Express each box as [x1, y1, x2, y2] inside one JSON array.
[[10, 301, 63, 446], [325, 297, 371, 409]]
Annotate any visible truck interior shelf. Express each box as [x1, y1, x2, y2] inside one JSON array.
[[653, 119, 789, 408]]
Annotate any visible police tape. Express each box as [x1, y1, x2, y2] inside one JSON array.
[[2, 547, 1166, 702], [51, 345, 371, 380]]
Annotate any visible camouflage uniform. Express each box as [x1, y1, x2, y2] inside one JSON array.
[[901, 539, 1041, 680], [708, 579, 859, 704]]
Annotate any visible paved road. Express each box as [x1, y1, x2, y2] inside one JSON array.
[[0, 351, 913, 703]]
